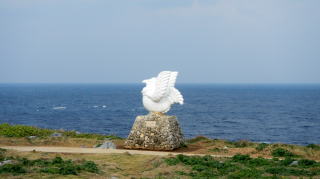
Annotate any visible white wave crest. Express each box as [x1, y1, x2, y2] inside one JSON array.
[[53, 106, 66, 110]]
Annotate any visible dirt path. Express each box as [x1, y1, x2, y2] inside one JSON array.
[[1, 146, 231, 157]]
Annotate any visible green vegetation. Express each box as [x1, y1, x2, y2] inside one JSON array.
[[271, 148, 296, 157], [227, 140, 253, 148], [165, 154, 320, 178], [0, 123, 122, 140], [256, 143, 269, 151], [306, 144, 320, 150], [0, 149, 99, 175], [179, 142, 188, 148], [62, 130, 121, 140], [208, 147, 228, 153], [1, 124, 320, 178], [186, 136, 209, 144], [0, 148, 6, 162], [0, 164, 26, 175], [0, 123, 54, 137]]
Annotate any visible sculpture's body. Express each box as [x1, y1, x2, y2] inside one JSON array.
[[124, 71, 185, 151], [142, 71, 184, 113]]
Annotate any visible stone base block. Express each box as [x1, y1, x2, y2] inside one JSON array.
[[124, 112, 184, 151]]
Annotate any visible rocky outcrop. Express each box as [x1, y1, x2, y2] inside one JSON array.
[[96, 140, 116, 149], [124, 112, 184, 151]]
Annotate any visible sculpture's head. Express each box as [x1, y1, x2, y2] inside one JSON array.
[[141, 78, 156, 95]]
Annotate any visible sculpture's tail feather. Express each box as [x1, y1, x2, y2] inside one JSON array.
[[169, 88, 184, 105]]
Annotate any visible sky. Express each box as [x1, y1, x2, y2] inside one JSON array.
[[0, 0, 320, 84]]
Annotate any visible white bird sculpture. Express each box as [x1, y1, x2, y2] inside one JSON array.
[[142, 71, 184, 113]]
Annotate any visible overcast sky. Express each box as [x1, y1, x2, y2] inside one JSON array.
[[0, 0, 320, 83]]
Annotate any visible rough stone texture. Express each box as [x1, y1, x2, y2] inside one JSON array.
[[124, 112, 184, 151], [96, 140, 116, 149]]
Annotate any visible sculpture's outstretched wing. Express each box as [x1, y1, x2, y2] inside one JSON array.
[[151, 71, 178, 102], [168, 71, 178, 88], [168, 87, 184, 105]]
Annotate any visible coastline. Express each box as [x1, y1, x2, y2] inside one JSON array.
[[1, 124, 320, 178]]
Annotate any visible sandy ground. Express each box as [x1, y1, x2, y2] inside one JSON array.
[[1, 146, 231, 158]]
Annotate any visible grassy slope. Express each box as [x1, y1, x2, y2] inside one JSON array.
[[180, 136, 320, 161], [0, 124, 320, 178]]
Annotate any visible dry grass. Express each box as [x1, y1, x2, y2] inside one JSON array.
[[2, 135, 319, 161], [0, 136, 125, 149], [167, 136, 320, 161], [1, 135, 320, 178], [1, 148, 189, 179]]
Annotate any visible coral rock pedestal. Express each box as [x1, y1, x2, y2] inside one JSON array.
[[124, 112, 184, 151]]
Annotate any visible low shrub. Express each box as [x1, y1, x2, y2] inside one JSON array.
[[39, 157, 99, 175], [306, 144, 320, 150], [0, 123, 53, 137], [40, 167, 60, 174], [232, 140, 252, 148], [227, 140, 253, 148], [231, 154, 251, 163], [0, 164, 26, 174], [80, 161, 99, 173], [248, 157, 272, 167], [271, 148, 295, 157], [165, 155, 237, 177], [265, 166, 288, 175], [0, 156, 99, 175], [186, 136, 210, 144], [62, 131, 98, 139], [208, 147, 228, 153], [255, 143, 268, 151], [0, 123, 122, 140], [165, 154, 320, 178], [165, 158, 180, 166], [279, 157, 295, 166], [228, 168, 262, 178], [58, 163, 78, 175], [0, 148, 6, 161], [179, 142, 188, 148], [52, 156, 64, 164], [62, 130, 121, 140], [265, 167, 316, 176], [298, 159, 317, 167], [0, 148, 6, 153]]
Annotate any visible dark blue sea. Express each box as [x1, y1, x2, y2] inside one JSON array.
[[0, 84, 319, 145]]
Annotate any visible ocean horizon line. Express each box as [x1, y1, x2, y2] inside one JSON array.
[[1, 82, 320, 86]]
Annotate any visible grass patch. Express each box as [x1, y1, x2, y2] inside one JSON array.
[[165, 154, 320, 178], [0, 123, 122, 140], [186, 136, 210, 144], [0, 164, 26, 175], [255, 143, 268, 151], [228, 168, 262, 178], [179, 142, 188, 148], [306, 144, 320, 150], [62, 130, 121, 140], [0, 148, 7, 162], [0, 123, 54, 137], [1, 143, 100, 176], [228, 140, 253, 148], [0, 155, 99, 175], [298, 159, 317, 167], [0, 148, 6, 154], [208, 147, 228, 153], [271, 148, 296, 157], [265, 167, 318, 176]]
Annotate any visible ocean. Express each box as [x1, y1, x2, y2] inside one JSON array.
[[0, 84, 319, 145]]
